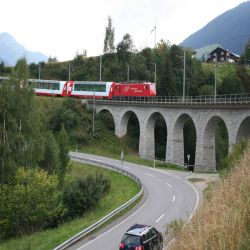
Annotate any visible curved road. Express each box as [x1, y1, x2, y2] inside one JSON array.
[[68, 152, 199, 250]]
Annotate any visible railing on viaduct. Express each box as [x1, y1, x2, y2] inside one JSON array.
[[87, 93, 250, 106]]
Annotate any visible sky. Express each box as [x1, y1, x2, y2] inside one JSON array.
[[1, 0, 247, 61]]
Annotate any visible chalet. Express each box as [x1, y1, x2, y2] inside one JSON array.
[[206, 46, 240, 63]]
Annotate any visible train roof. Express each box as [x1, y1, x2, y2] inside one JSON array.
[[29, 79, 61, 83], [118, 80, 153, 84], [74, 81, 113, 85]]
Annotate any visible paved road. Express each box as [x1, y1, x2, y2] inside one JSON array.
[[68, 152, 199, 250]]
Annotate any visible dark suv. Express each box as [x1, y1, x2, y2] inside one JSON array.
[[119, 224, 163, 250]]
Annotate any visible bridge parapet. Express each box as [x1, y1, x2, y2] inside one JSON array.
[[87, 93, 250, 108]]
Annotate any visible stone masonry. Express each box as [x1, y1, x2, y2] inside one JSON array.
[[93, 103, 250, 172]]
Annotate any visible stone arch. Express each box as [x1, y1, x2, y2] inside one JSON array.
[[142, 112, 167, 160], [119, 110, 140, 138], [202, 116, 229, 171], [236, 116, 250, 143], [172, 114, 197, 166], [96, 108, 115, 131]]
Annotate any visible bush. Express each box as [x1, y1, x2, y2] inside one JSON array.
[[63, 173, 110, 218], [0, 168, 65, 240], [219, 138, 247, 176]]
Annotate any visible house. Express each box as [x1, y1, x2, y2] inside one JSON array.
[[206, 46, 240, 63]]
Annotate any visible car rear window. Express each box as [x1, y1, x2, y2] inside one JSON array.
[[122, 234, 141, 246]]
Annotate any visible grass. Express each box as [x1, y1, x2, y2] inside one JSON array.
[[188, 177, 205, 183], [79, 132, 184, 172], [165, 143, 250, 250], [0, 161, 140, 250]]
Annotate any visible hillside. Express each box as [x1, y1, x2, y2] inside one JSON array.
[[165, 141, 250, 250], [181, 1, 250, 55], [0, 32, 48, 66]]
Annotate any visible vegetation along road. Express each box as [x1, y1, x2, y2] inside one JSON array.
[[66, 152, 199, 250]]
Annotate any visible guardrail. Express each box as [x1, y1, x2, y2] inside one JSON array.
[[54, 154, 143, 250], [87, 93, 250, 105]]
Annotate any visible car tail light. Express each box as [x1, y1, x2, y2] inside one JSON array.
[[119, 242, 125, 249], [135, 246, 144, 250]]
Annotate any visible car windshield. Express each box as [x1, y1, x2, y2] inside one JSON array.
[[122, 234, 141, 246]]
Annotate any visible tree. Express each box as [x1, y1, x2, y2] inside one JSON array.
[[57, 126, 70, 186], [103, 16, 115, 54], [117, 33, 135, 62], [242, 37, 250, 65], [0, 168, 65, 239], [39, 131, 59, 175], [0, 58, 45, 183], [0, 79, 17, 184], [219, 72, 244, 94], [0, 62, 4, 75], [236, 66, 250, 93]]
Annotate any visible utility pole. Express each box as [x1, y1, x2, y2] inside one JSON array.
[[92, 91, 95, 135], [214, 55, 217, 102], [150, 24, 157, 48], [153, 63, 157, 84], [127, 65, 129, 81], [38, 64, 41, 79], [68, 64, 71, 81], [182, 49, 186, 103], [176, 49, 186, 102], [154, 24, 156, 48], [99, 55, 102, 82]]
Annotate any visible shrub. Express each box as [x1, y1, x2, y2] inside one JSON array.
[[0, 168, 65, 240], [63, 173, 111, 218]]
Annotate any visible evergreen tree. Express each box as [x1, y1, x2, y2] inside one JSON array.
[[103, 16, 115, 54], [242, 37, 250, 65], [57, 126, 70, 186], [0, 62, 4, 75], [40, 131, 59, 175]]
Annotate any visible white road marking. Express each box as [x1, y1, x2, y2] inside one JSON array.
[[166, 182, 172, 188], [155, 214, 165, 223], [146, 173, 154, 177], [76, 198, 148, 250], [172, 195, 176, 202]]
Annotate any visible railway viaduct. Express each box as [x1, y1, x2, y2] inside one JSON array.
[[86, 96, 250, 172]]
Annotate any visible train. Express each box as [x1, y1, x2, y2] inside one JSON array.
[[0, 77, 156, 98]]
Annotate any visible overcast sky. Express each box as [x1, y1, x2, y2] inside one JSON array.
[[1, 0, 247, 61]]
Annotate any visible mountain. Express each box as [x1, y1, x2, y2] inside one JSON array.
[[0, 32, 48, 66], [181, 1, 250, 55]]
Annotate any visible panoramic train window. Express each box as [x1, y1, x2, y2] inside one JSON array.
[[31, 81, 60, 90], [74, 82, 106, 92]]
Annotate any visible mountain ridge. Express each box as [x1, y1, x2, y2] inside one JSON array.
[[181, 1, 250, 55], [0, 32, 48, 66]]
